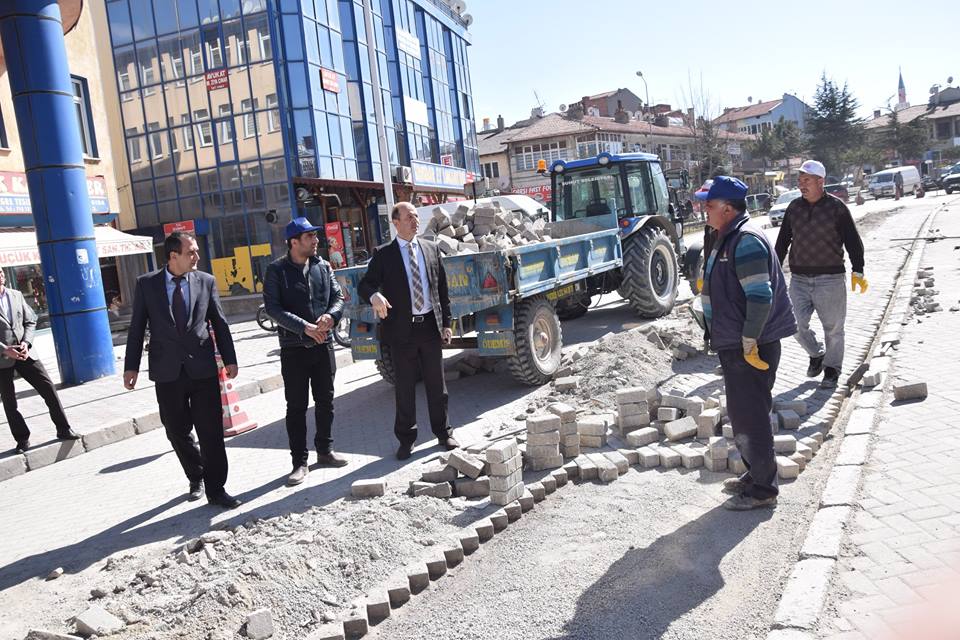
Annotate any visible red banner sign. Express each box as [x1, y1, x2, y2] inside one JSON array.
[[163, 220, 196, 236], [512, 184, 552, 204], [320, 68, 340, 93], [0, 171, 109, 215], [325, 222, 347, 269], [205, 68, 229, 91]]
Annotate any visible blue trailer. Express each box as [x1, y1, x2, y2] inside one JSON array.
[[335, 210, 622, 385]]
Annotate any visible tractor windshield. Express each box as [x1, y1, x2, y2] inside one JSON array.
[[553, 161, 663, 222]]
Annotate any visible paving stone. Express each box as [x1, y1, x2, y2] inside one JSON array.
[[561, 434, 580, 447], [554, 376, 580, 392], [489, 469, 523, 493], [560, 445, 580, 459], [540, 474, 557, 494], [728, 450, 747, 475], [844, 409, 875, 435], [618, 401, 648, 417], [659, 446, 681, 468], [487, 453, 522, 476], [74, 606, 125, 637], [892, 380, 927, 401], [722, 423, 735, 439], [546, 402, 576, 423], [425, 552, 448, 580], [420, 462, 458, 483], [706, 436, 728, 459], [306, 624, 346, 640], [799, 437, 820, 455], [351, 479, 386, 498], [453, 477, 490, 498], [773, 558, 835, 629], [577, 418, 607, 437], [820, 465, 863, 507], [559, 422, 579, 436], [574, 454, 599, 480], [561, 460, 579, 480], [24, 440, 83, 471], [676, 445, 704, 469], [342, 605, 369, 638], [625, 427, 659, 447], [777, 455, 800, 479], [529, 454, 564, 470], [615, 387, 650, 404], [526, 431, 560, 446], [617, 412, 649, 430], [659, 394, 687, 409], [789, 452, 807, 471], [365, 590, 391, 624], [579, 435, 606, 448], [835, 435, 871, 466], [617, 448, 640, 466], [773, 435, 798, 454], [526, 414, 562, 434], [800, 506, 851, 559], [81, 419, 136, 451], [485, 439, 519, 463], [0, 455, 27, 482], [664, 416, 697, 441], [442, 540, 465, 566], [795, 441, 814, 462], [473, 518, 495, 541], [681, 397, 704, 417], [778, 409, 802, 430], [411, 481, 452, 498], [637, 446, 660, 468], [488, 511, 508, 532], [703, 456, 727, 472], [587, 453, 619, 483], [527, 482, 546, 502], [243, 608, 274, 640], [602, 450, 630, 475], [657, 407, 680, 421], [551, 467, 569, 486], [518, 488, 536, 512], [446, 450, 485, 479], [24, 631, 84, 640], [504, 501, 523, 522], [132, 411, 163, 434], [459, 531, 481, 555], [490, 482, 524, 506], [696, 409, 721, 438], [774, 399, 808, 416]]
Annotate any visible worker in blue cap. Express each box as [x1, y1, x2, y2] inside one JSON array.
[[698, 177, 797, 510]]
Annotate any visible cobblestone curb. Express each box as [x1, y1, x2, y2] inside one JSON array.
[[767, 206, 935, 637]]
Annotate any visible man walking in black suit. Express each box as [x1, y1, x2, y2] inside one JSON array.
[[123, 232, 241, 509], [0, 269, 80, 453], [263, 217, 348, 487], [359, 202, 459, 460]]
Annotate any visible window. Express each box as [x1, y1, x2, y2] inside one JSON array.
[[181, 114, 194, 150], [482, 161, 499, 179], [71, 76, 97, 157], [258, 27, 271, 60], [241, 98, 257, 137], [515, 141, 568, 171], [218, 104, 234, 143], [190, 48, 203, 76], [576, 133, 622, 158], [194, 109, 213, 146], [266, 93, 279, 132], [936, 120, 952, 140], [126, 127, 142, 162], [147, 122, 164, 159], [168, 117, 178, 152], [118, 69, 132, 93]]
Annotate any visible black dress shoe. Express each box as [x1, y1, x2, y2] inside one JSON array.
[[806, 356, 824, 378], [439, 436, 459, 451], [396, 444, 413, 460], [316, 451, 349, 467], [56, 428, 81, 441], [14, 439, 30, 454], [207, 492, 242, 509], [187, 480, 204, 501]]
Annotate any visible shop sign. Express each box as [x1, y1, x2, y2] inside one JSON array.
[[324, 222, 348, 269], [163, 220, 196, 236], [320, 68, 340, 93], [512, 183, 552, 204], [403, 96, 429, 127], [0, 172, 109, 217], [205, 68, 229, 91], [396, 28, 421, 59], [411, 160, 467, 191], [440, 154, 454, 167]]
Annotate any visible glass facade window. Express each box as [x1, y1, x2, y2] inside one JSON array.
[[71, 76, 98, 157], [516, 141, 568, 171]]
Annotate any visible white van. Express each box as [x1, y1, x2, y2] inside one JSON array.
[[868, 166, 921, 198]]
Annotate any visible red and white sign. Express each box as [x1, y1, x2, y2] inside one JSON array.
[[440, 154, 454, 167], [324, 222, 347, 269], [0, 171, 110, 216], [205, 68, 229, 91], [163, 220, 196, 236], [320, 68, 340, 93], [512, 184, 552, 204], [0, 227, 152, 267]]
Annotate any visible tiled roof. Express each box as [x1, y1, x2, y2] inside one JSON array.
[[586, 89, 618, 100], [505, 114, 597, 143], [925, 101, 960, 120], [713, 98, 783, 125], [581, 115, 754, 141], [864, 104, 931, 129], [478, 130, 511, 156]]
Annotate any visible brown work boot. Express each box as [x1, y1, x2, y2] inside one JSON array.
[[722, 477, 748, 495], [316, 451, 349, 468], [723, 494, 778, 511], [287, 465, 309, 486]]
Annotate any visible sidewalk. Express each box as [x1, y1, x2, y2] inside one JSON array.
[[815, 205, 960, 638]]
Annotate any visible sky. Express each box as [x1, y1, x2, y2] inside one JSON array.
[[464, 0, 955, 129]]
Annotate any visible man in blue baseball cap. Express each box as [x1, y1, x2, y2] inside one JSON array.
[[263, 216, 348, 486], [697, 177, 797, 510]]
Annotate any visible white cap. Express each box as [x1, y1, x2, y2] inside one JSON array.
[[798, 160, 826, 178]]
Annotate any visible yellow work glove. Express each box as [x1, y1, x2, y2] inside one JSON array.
[[851, 272, 868, 294], [742, 337, 769, 371], [696, 277, 703, 293]]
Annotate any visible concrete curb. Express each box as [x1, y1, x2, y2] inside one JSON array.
[[766, 206, 934, 637]]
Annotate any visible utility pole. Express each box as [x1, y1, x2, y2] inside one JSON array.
[[361, 0, 396, 241]]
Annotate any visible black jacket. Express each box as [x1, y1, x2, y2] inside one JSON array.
[[357, 238, 451, 345], [263, 254, 344, 348], [124, 269, 237, 383], [775, 193, 865, 275]]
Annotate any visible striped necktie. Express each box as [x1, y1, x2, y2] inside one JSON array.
[[408, 241, 424, 312]]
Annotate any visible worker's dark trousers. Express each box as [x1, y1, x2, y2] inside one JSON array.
[[717, 341, 781, 499]]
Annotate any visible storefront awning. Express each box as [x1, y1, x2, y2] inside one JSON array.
[[0, 226, 153, 268]]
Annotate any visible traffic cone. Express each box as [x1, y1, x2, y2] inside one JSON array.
[[208, 325, 258, 437]]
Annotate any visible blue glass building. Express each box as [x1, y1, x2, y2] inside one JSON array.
[[104, 0, 477, 299]]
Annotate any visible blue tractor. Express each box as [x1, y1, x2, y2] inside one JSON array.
[[549, 152, 701, 319]]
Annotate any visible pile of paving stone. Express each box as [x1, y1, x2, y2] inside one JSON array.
[[421, 201, 550, 256], [910, 265, 944, 315]]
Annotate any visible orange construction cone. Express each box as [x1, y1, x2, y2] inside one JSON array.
[[208, 325, 258, 437]]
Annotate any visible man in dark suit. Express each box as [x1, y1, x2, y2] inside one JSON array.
[[358, 202, 459, 460], [123, 232, 241, 509], [0, 269, 80, 453]]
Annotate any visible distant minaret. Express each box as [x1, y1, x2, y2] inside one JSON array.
[[896, 68, 909, 110]]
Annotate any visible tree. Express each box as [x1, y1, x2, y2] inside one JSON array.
[[883, 109, 928, 163], [748, 128, 783, 170], [773, 117, 803, 159], [806, 74, 865, 178], [679, 73, 732, 184]]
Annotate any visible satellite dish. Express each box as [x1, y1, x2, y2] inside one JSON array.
[[559, 104, 568, 112], [747, 96, 753, 103], [949, 76, 955, 84], [461, 13, 473, 27], [450, 0, 466, 14]]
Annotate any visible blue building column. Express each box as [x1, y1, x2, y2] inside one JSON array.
[[0, 0, 115, 384]]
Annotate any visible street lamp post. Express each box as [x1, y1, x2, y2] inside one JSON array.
[[636, 70, 650, 110]]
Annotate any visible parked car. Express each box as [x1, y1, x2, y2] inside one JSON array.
[[868, 166, 921, 198], [746, 192, 772, 213], [921, 175, 942, 193], [944, 168, 960, 195], [824, 183, 849, 201], [768, 189, 801, 227]]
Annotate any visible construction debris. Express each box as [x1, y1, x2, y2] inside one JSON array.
[[422, 202, 551, 256]]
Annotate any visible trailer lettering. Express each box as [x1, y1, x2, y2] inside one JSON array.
[[482, 338, 511, 350], [447, 273, 469, 289], [520, 261, 545, 277], [354, 345, 378, 354], [559, 254, 580, 268]]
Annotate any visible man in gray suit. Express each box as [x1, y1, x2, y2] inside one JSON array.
[[0, 270, 80, 453], [123, 232, 241, 509]]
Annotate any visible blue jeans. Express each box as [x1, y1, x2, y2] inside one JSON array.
[[789, 274, 847, 371]]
